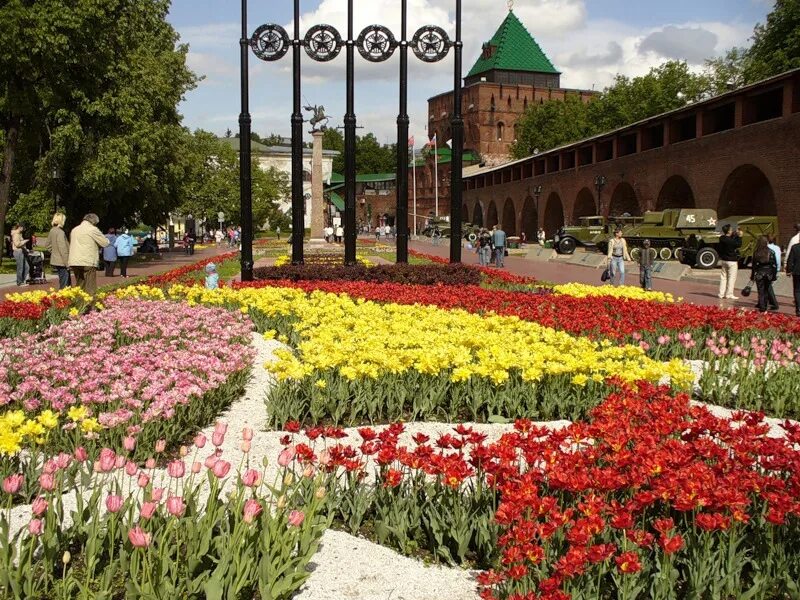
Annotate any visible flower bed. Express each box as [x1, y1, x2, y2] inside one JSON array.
[[253, 262, 483, 286], [276, 383, 800, 599], [0, 428, 326, 600], [163, 285, 691, 427], [0, 299, 253, 472], [0, 288, 92, 338]]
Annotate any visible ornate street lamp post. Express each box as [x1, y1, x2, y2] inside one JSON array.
[[246, 1, 457, 265], [594, 175, 607, 216], [532, 184, 543, 229]]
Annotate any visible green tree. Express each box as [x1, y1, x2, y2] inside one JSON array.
[[745, 0, 800, 81], [355, 133, 396, 174], [511, 95, 592, 159], [0, 0, 197, 246], [322, 128, 345, 173], [178, 130, 288, 229]]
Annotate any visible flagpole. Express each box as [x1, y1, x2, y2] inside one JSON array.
[[434, 136, 439, 218], [412, 144, 417, 237]]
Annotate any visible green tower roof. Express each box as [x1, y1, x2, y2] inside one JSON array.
[[466, 11, 559, 78]]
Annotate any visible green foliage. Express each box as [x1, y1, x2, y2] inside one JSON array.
[[178, 130, 289, 229], [512, 61, 719, 159], [323, 128, 395, 176], [704, 47, 751, 96], [745, 0, 800, 82], [0, 0, 198, 234]]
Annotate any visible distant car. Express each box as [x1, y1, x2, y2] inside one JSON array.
[[682, 214, 778, 269]]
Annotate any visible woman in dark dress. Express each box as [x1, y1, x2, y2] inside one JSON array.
[[750, 235, 779, 312]]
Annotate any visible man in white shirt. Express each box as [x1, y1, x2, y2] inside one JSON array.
[[787, 224, 800, 261]]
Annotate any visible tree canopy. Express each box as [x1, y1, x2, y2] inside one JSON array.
[[320, 128, 395, 175], [0, 0, 197, 239]]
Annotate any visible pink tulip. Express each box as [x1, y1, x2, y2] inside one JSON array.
[[43, 460, 57, 475], [179, 445, 189, 457], [242, 427, 254, 441], [240, 440, 251, 453], [278, 447, 296, 468], [303, 464, 316, 479], [166, 495, 186, 517], [28, 519, 44, 537], [105, 495, 124, 514], [150, 487, 164, 502], [123, 436, 136, 452], [242, 469, 261, 488], [2, 474, 23, 495], [114, 456, 126, 470], [140, 501, 158, 519], [155, 439, 167, 453], [167, 460, 185, 479], [191, 461, 202, 474], [212, 460, 231, 479], [128, 526, 151, 548], [319, 450, 332, 466], [98, 449, 117, 472], [287, 510, 305, 527], [214, 422, 228, 435], [31, 496, 48, 517], [204, 454, 219, 469], [74, 447, 88, 462], [39, 473, 56, 492], [212, 431, 225, 447], [125, 461, 138, 477], [138, 473, 150, 488], [243, 499, 262, 524], [194, 433, 207, 449]]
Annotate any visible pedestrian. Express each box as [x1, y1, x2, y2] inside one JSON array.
[[432, 226, 442, 247], [477, 228, 492, 266], [606, 228, 631, 286], [519, 231, 527, 247], [69, 213, 109, 296], [639, 239, 654, 291], [103, 228, 118, 276], [10, 223, 29, 286], [336, 225, 344, 243], [187, 229, 197, 256], [786, 237, 800, 317], [492, 224, 507, 268], [375, 226, 380, 241], [537, 228, 546, 246], [276, 226, 281, 240], [114, 228, 135, 278], [214, 229, 224, 247], [787, 223, 800, 259], [750, 235, 779, 312], [205, 262, 219, 290], [45, 213, 71, 289], [718, 224, 743, 300]]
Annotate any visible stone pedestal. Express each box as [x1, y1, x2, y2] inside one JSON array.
[[309, 130, 326, 245]]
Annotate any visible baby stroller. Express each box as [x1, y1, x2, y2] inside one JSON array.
[[26, 251, 47, 285]]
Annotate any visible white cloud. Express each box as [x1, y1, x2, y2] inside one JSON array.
[[639, 26, 719, 64], [186, 52, 237, 83], [178, 23, 240, 48]]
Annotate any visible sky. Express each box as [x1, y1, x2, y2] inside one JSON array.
[[166, 0, 772, 147]]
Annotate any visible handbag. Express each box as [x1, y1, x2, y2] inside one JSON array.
[[741, 280, 754, 297], [601, 267, 611, 282], [504, 248, 509, 257]]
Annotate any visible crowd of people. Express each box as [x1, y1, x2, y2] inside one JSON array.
[[473, 225, 508, 268]]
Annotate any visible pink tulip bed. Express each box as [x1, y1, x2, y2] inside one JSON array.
[[0, 426, 328, 600], [0, 299, 254, 484]]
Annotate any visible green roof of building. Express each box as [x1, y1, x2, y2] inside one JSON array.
[[466, 11, 559, 78], [329, 191, 344, 211], [329, 172, 396, 183]]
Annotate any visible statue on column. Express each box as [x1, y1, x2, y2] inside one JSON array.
[[304, 105, 330, 132]]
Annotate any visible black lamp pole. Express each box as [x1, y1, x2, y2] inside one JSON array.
[[449, 0, 463, 263], [239, 0, 254, 281], [344, 0, 357, 265], [291, 0, 304, 264], [395, 0, 410, 263]]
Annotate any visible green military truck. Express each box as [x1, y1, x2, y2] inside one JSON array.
[[681, 214, 778, 269], [554, 215, 642, 255]]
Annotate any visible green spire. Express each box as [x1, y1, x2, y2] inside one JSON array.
[[466, 11, 559, 78]]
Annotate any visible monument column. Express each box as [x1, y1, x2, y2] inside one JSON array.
[[310, 130, 326, 243]]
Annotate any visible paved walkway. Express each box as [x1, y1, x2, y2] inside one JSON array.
[[407, 239, 799, 317], [0, 245, 233, 300]]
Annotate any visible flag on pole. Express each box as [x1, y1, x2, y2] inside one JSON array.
[[429, 133, 437, 146], [408, 135, 415, 148]]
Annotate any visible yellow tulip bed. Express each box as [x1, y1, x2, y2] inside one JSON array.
[[152, 284, 693, 426], [551, 282, 677, 303]]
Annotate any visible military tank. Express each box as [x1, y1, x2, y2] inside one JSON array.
[[594, 209, 719, 262]]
